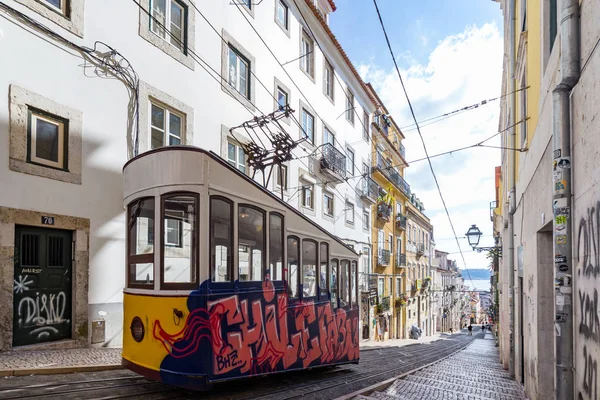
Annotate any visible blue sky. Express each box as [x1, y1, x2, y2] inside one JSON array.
[[328, 1, 504, 285], [330, 0, 503, 69]]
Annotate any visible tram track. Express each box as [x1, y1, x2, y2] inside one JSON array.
[[0, 334, 476, 400]]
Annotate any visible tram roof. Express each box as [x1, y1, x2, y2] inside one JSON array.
[[123, 146, 359, 258]]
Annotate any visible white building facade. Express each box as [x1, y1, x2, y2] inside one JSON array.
[[0, 0, 378, 350]]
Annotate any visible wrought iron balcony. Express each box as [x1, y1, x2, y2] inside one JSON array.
[[378, 249, 390, 266], [377, 202, 392, 222], [320, 143, 347, 180], [417, 243, 425, 256], [373, 152, 411, 197], [395, 213, 407, 230], [395, 253, 406, 268], [360, 177, 378, 204]]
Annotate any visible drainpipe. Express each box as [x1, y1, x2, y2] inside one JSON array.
[[553, 0, 580, 398], [507, 0, 516, 378]]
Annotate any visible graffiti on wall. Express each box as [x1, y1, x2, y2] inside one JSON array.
[[16, 289, 68, 340], [577, 202, 600, 400], [153, 279, 359, 379]]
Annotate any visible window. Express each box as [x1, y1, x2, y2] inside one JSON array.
[[277, 86, 288, 111], [227, 141, 247, 173], [161, 193, 198, 288], [323, 127, 334, 146], [228, 46, 250, 99], [396, 277, 401, 295], [238, 206, 265, 281], [346, 147, 354, 174], [300, 30, 314, 77], [28, 109, 67, 170], [150, 102, 183, 149], [345, 202, 354, 224], [128, 197, 155, 288], [549, 0, 557, 53], [346, 91, 354, 123], [301, 108, 315, 143], [378, 277, 384, 297], [324, 60, 334, 100], [302, 240, 317, 297], [363, 110, 369, 140], [302, 183, 314, 209], [269, 214, 284, 281], [276, 0, 288, 30], [396, 202, 402, 215], [210, 197, 232, 282], [340, 260, 349, 307], [287, 236, 300, 297], [275, 164, 288, 189], [330, 259, 338, 307], [320, 243, 328, 297], [351, 261, 357, 308], [150, 0, 186, 51], [388, 277, 393, 296], [362, 247, 370, 280], [362, 210, 369, 230], [42, 0, 67, 15], [323, 192, 334, 216]]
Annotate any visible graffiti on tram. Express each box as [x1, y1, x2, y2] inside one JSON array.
[[153, 279, 359, 377]]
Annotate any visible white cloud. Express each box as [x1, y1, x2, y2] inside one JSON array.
[[362, 22, 503, 279]]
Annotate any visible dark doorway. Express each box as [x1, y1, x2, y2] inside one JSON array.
[[13, 226, 72, 347]]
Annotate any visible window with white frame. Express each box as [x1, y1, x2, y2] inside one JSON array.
[[323, 192, 334, 216], [28, 109, 67, 170], [345, 201, 354, 224], [362, 209, 369, 230], [363, 109, 369, 140], [324, 60, 334, 100], [276, 0, 288, 30], [396, 277, 401, 295], [277, 86, 288, 111], [396, 202, 402, 215], [150, 102, 183, 149], [150, 0, 186, 51], [378, 277, 384, 297], [301, 183, 314, 209], [346, 147, 354, 175], [165, 218, 183, 247], [323, 126, 334, 146], [346, 90, 354, 123], [227, 46, 250, 99], [300, 30, 314, 77], [227, 140, 247, 174], [301, 108, 315, 143], [42, 0, 68, 14], [275, 164, 287, 189]]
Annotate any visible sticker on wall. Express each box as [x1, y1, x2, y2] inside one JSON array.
[[556, 235, 567, 245], [558, 264, 569, 272], [555, 181, 566, 191], [556, 313, 568, 323], [557, 157, 571, 169], [556, 294, 565, 306], [560, 286, 572, 294], [555, 255, 567, 263], [553, 198, 568, 210], [554, 149, 562, 159], [555, 275, 572, 287], [555, 215, 567, 226], [553, 171, 563, 181]]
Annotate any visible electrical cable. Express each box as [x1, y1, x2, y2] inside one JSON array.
[[372, 0, 476, 288]]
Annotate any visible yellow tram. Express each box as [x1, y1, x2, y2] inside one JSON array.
[[121, 146, 360, 390]]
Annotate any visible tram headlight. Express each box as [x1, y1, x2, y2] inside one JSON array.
[[130, 317, 145, 343]]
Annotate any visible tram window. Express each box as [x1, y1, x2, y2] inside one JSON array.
[[239, 205, 265, 281], [287, 236, 299, 298], [210, 197, 233, 282], [340, 260, 349, 307], [269, 214, 284, 281], [302, 240, 317, 297], [351, 261, 357, 308], [161, 193, 198, 289], [127, 197, 155, 288], [319, 243, 328, 297], [330, 259, 338, 308]]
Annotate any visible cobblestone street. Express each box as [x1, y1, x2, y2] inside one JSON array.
[[352, 332, 527, 400]]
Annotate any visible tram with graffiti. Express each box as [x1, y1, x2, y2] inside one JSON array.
[[121, 146, 360, 390]]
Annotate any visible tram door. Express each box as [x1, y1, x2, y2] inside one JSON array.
[[13, 226, 72, 347]]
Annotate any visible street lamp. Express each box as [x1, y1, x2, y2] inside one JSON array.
[[465, 224, 502, 257]]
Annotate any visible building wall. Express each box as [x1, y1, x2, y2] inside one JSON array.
[[0, 0, 376, 350]]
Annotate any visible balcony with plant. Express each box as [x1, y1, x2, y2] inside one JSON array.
[[395, 213, 407, 230], [394, 294, 408, 308]]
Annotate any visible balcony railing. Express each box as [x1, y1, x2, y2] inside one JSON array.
[[378, 249, 390, 266], [373, 152, 411, 197], [395, 253, 406, 268], [417, 243, 425, 256], [360, 177, 378, 204], [320, 143, 346, 180], [375, 114, 389, 136], [380, 296, 391, 312], [395, 213, 407, 230], [377, 202, 392, 222]]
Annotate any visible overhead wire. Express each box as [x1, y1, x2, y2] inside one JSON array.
[[372, 0, 476, 288]]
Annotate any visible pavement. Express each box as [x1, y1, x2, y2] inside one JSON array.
[[349, 332, 528, 400]]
